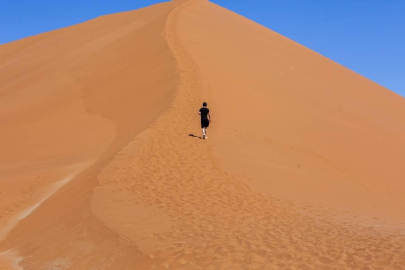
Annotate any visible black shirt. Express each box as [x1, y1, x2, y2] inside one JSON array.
[[199, 107, 209, 120]]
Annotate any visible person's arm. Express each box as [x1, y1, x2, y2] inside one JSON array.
[[198, 109, 201, 115], [208, 113, 211, 122]]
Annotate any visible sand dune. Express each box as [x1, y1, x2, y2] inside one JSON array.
[[1, 0, 405, 269]]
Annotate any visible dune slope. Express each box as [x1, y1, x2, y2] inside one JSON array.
[[1, 0, 405, 269], [177, 0, 405, 221]]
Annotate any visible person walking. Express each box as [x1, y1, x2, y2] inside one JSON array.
[[199, 102, 211, 139]]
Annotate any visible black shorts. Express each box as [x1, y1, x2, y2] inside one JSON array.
[[201, 118, 210, 128]]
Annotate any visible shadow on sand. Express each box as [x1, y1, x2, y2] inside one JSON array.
[[188, 134, 202, 139]]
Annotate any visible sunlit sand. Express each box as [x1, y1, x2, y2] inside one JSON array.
[[1, 0, 405, 269]]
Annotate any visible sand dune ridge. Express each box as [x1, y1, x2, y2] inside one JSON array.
[[1, 0, 405, 269]]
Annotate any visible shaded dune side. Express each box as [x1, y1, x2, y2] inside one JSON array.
[[177, 1, 405, 222], [0, 1, 176, 222], [0, 1, 184, 269]]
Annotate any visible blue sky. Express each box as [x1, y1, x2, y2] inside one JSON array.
[[1, 0, 404, 97]]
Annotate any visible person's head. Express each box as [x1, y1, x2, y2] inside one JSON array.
[[203, 102, 207, 107]]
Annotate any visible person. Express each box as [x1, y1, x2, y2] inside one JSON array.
[[199, 102, 211, 139]]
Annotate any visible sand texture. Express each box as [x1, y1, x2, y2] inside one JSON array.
[[1, 0, 405, 269]]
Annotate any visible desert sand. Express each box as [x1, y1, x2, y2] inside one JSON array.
[[1, 0, 405, 269]]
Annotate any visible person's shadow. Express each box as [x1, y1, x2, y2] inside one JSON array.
[[189, 134, 202, 139]]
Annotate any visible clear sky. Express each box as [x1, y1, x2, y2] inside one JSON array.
[[1, 0, 404, 97]]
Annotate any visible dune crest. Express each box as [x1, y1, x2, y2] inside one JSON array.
[[1, 0, 405, 269]]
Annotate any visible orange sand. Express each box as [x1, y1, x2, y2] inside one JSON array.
[[1, 0, 405, 269]]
